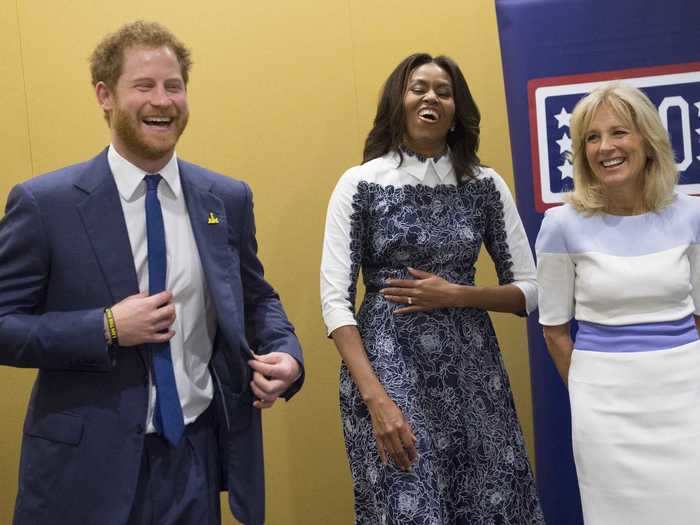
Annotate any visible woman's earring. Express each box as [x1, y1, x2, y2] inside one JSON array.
[[449, 123, 456, 132]]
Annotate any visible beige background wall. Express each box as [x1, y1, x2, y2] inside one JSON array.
[[0, 1, 534, 523]]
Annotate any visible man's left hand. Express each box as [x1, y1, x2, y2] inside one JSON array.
[[248, 352, 301, 409]]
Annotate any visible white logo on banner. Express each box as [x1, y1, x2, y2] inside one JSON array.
[[529, 66, 700, 211]]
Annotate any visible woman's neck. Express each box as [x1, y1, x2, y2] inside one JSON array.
[[604, 190, 647, 215], [401, 137, 446, 159], [602, 178, 648, 215]]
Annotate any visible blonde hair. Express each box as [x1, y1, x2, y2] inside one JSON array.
[[566, 82, 677, 213]]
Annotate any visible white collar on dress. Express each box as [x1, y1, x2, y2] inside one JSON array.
[[388, 147, 453, 183]]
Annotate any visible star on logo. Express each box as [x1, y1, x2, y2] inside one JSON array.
[[556, 133, 572, 154], [554, 107, 571, 129], [558, 161, 573, 180]]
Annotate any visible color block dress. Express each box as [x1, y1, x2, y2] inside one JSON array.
[[321, 151, 544, 525], [536, 195, 700, 525]]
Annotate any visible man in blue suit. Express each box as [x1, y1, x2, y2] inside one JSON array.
[[0, 21, 303, 525]]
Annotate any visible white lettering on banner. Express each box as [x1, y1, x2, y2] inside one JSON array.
[[659, 96, 692, 172]]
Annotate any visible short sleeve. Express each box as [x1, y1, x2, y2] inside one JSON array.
[[690, 243, 700, 316], [535, 207, 575, 325], [320, 169, 363, 336], [482, 172, 538, 314]]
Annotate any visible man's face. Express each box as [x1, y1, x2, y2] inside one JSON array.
[[97, 45, 189, 171]]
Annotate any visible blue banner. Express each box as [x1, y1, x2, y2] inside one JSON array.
[[495, 1, 700, 523]]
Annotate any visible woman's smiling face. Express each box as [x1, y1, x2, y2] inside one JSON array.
[[584, 103, 648, 193], [402, 63, 455, 155]]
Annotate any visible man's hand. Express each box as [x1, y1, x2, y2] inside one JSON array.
[[111, 291, 176, 347], [248, 352, 301, 409]]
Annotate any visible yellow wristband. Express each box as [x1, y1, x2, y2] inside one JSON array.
[[104, 307, 119, 346]]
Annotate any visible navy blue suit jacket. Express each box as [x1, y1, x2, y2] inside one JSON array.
[[0, 150, 304, 525]]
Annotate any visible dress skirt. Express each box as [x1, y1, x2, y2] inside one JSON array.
[[323, 169, 545, 523], [339, 295, 544, 524], [569, 339, 700, 525]]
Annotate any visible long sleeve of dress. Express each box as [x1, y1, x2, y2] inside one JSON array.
[[321, 169, 363, 336], [482, 171, 538, 314]]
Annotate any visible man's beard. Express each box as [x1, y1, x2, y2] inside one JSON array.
[[111, 107, 188, 161]]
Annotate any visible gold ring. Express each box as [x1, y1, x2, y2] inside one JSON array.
[[408, 297, 413, 305]]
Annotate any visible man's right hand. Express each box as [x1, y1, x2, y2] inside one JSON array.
[[110, 291, 176, 346]]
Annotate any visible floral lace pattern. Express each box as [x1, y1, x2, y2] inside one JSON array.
[[340, 180, 544, 524]]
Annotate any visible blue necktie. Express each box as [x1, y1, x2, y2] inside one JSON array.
[[144, 174, 184, 446]]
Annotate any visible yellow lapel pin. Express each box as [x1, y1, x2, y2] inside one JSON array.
[[207, 212, 220, 224]]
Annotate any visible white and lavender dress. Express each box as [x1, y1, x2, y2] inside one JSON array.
[[536, 194, 700, 525], [321, 150, 544, 524]]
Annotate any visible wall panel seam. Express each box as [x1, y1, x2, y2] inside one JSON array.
[[345, 0, 362, 152], [15, 0, 35, 177]]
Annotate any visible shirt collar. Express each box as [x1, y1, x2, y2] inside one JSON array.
[[107, 145, 181, 201], [389, 147, 454, 182]]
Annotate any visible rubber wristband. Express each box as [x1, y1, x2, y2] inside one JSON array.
[[104, 307, 119, 347]]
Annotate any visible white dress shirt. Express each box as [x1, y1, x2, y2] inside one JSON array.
[[108, 145, 216, 432]]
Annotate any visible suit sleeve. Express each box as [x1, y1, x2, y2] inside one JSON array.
[[238, 183, 304, 399], [0, 184, 111, 371]]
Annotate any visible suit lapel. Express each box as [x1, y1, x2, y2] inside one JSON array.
[[179, 163, 244, 348], [75, 150, 140, 303]]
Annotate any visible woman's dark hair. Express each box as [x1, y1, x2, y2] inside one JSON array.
[[363, 53, 481, 183]]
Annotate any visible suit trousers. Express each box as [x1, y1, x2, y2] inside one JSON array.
[[127, 403, 221, 525]]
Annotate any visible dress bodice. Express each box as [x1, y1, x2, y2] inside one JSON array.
[[321, 152, 537, 335], [536, 194, 700, 326]]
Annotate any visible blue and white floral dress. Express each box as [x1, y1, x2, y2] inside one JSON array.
[[321, 150, 544, 524]]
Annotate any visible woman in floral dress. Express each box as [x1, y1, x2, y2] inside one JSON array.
[[321, 53, 544, 524]]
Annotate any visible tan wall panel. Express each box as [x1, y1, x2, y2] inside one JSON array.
[[2, 1, 535, 524], [175, 3, 361, 523], [0, 1, 33, 193]]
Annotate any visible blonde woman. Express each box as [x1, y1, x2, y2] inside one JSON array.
[[536, 83, 700, 524]]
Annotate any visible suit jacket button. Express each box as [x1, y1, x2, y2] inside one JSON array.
[[135, 424, 144, 434]]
